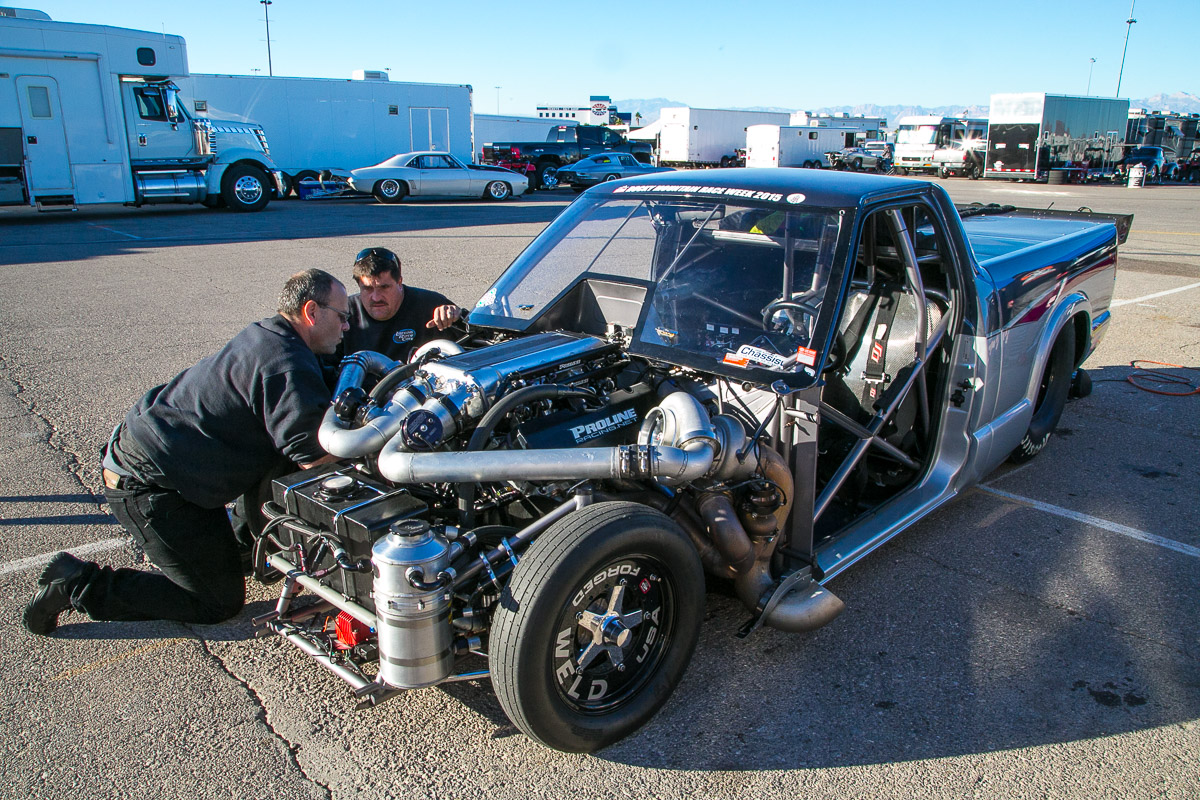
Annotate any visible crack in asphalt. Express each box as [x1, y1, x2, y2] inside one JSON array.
[[187, 629, 334, 800], [0, 352, 106, 512]]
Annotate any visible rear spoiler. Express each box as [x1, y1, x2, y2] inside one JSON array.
[[956, 204, 1134, 244]]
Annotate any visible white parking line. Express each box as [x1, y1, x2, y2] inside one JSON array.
[[1111, 280, 1200, 308], [86, 222, 143, 240], [975, 486, 1200, 559], [0, 537, 127, 578]]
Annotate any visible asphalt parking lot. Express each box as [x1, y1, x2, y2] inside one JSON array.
[[1, 177, 1197, 799]]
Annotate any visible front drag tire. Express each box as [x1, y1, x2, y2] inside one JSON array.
[[490, 501, 704, 753]]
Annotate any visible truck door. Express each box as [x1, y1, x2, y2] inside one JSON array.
[[122, 83, 195, 163], [576, 126, 604, 158], [15, 76, 74, 195]]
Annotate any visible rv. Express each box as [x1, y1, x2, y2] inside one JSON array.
[[0, 9, 281, 212], [179, 73, 474, 195], [894, 116, 988, 175], [984, 93, 1128, 181]]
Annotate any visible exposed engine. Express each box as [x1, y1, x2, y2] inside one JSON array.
[[254, 326, 842, 752]]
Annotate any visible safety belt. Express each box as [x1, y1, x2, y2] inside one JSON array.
[[860, 285, 904, 408]]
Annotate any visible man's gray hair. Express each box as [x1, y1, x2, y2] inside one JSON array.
[[278, 269, 340, 316]]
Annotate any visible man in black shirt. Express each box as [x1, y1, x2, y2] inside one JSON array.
[[23, 269, 349, 635], [342, 247, 462, 362]]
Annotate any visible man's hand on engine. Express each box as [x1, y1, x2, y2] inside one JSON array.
[[427, 304, 464, 330]]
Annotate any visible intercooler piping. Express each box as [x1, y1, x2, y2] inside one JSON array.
[[378, 392, 720, 486]]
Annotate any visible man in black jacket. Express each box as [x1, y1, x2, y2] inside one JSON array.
[[342, 247, 462, 361], [22, 269, 349, 634]]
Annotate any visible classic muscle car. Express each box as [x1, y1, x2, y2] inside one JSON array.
[[251, 169, 1130, 753], [553, 152, 673, 190], [332, 151, 528, 203]]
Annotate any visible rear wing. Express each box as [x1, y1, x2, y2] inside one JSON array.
[[956, 203, 1134, 244]]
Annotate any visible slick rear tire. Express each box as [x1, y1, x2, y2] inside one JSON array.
[[1009, 323, 1076, 463], [490, 501, 704, 753], [221, 164, 271, 212]]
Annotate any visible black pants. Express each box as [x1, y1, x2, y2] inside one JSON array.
[[78, 481, 245, 624]]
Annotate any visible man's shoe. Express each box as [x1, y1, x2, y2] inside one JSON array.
[[22, 552, 93, 635]]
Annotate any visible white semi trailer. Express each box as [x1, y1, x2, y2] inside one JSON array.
[[0, 8, 281, 212], [657, 107, 790, 168], [179, 73, 475, 195], [745, 125, 860, 168]]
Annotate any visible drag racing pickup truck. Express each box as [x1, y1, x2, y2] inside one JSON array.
[[251, 169, 1131, 753], [480, 124, 654, 189]]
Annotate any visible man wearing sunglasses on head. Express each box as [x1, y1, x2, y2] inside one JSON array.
[[342, 247, 462, 361], [23, 269, 349, 635]]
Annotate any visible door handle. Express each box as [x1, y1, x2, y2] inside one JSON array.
[[27, 135, 37, 145], [138, 134, 147, 146]]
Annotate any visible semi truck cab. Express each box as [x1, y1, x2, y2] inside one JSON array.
[[1, 9, 282, 212]]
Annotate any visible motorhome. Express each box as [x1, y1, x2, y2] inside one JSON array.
[[0, 8, 281, 212], [893, 116, 988, 175]]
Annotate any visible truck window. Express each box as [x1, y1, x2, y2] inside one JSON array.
[[602, 129, 623, 147], [133, 88, 168, 122], [576, 127, 601, 145]]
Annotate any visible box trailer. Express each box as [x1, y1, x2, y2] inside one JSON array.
[[0, 9, 282, 212], [179, 73, 473, 194], [985, 93, 1128, 181], [745, 125, 858, 168], [657, 107, 790, 168]]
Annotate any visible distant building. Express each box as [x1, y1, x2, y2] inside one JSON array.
[[790, 111, 888, 136], [536, 95, 629, 126]]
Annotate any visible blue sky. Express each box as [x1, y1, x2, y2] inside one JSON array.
[[21, 1, 1197, 113]]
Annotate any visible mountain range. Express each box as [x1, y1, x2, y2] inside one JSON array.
[[618, 92, 1200, 125]]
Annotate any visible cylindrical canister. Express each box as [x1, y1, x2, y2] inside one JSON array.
[[372, 519, 454, 689]]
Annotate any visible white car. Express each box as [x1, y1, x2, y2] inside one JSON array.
[[338, 152, 528, 203]]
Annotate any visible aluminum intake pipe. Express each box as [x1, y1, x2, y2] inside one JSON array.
[[377, 392, 720, 486]]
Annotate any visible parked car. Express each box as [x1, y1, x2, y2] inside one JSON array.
[[825, 145, 889, 172], [554, 152, 673, 190], [1116, 146, 1172, 183], [252, 169, 1130, 754], [480, 125, 653, 189], [333, 152, 528, 203]]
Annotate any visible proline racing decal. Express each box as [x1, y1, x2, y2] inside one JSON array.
[[570, 408, 639, 444]]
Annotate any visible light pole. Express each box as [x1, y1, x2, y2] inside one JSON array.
[[1116, 0, 1136, 97], [1087, 58, 1096, 95], [260, 0, 274, 77], [494, 86, 501, 115]]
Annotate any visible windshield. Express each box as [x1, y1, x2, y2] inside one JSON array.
[[896, 125, 937, 145], [472, 194, 846, 379]]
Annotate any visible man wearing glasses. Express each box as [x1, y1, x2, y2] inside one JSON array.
[[343, 247, 462, 361], [23, 269, 349, 635]]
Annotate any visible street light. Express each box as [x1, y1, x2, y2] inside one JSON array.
[[1087, 58, 1096, 96], [260, 0, 274, 77], [495, 86, 501, 115], [1116, 0, 1136, 97]]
